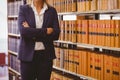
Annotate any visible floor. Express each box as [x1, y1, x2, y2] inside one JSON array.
[[0, 66, 8, 80]]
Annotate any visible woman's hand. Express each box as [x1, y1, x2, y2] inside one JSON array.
[[22, 21, 29, 28], [47, 28, 53, 35]]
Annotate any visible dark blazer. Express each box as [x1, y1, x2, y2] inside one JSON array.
[[18, 4, 60, 61]]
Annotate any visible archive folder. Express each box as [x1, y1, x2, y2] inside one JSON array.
[[91, 0, 97, 11], [72, 21, 77, 43], [72, 0, 77, 12], [68, 49, 74, 72], [105, 20, 111, 47], [81, 20, 89, 44], [88, 20, 92, 44], [115, 20, 120, 48], [90, 52, 95, 78], [104, 53, 112, 80], [73, 50, 80, 74], [112, 53, 120, 80], [97, 53, 104, 80], [79, 51, 88, 76], [110, 20, 115, 47]]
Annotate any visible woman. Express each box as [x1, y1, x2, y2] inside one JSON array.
[[18, 0, 60, 80]]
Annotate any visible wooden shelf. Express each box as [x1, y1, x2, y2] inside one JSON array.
[[78, 43, 120, 52], [8, 15, 18, 18], [8, 67, 20, 76], [54, 40, 120, 52], [58, 9, 120, 15], [8, 33, 20, 37], [53, 66, 96, 80], [8, 50, 18, 56]]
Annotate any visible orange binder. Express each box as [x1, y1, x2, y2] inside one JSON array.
[[83, 0, 86, 11], [81, 20, 89, 44], [72, 20, 77, 43], [81, 51, 88, 76], [79, 20, 83, 43], [94, 52, 98, 79], [102, 0, 106, 10], [79, 0, 86, 12], [97, 52, 104, 80], [66, 49, 69, 71], [73, 50, 80, 74], [98, 20, 102, 46], [95, 20, 98, 45], [104, 53, 112, 80], [77, 20, 80, 43], [101, 20, 106, 46], [112, 54, 120, 80], [72, 0, 77, 12], [64, 0, 67, 12], [110, 20, 115, 47], [65, 21, 69, 41], [87, 52, 91, 76], [104, 0, 108, 10], [64, 49, 67, 70], [119, 0, 120, 9], [68, 49, 74, 72], [55, 48, 60, 67], [78, 50, 82, 75], [118, 56, 120, 80], [113, 0, 118, 9], [97, 0, 101, 10], [91, 0, 97, 11], [77, 0, 80, 12], [90, 52, 95, 78], [68, 0, 71, 12], [86, 0, 91, 11], [60, 20, 64, 41], [61, 0, 64, 12], [88, 20, 92, 44], [92, 20, 97, 45], [105, 20, 111, 47], [115, 20, 120, 48]]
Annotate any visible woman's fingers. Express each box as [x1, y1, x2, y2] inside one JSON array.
[[22, 21, 29, 28]]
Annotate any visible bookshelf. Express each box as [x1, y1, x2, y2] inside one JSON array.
[[58, 9, 120, 15], [53, 66, 96, 80], [8, 33, 20, 37], [7, 0, 120, 80], [8, 50, 18, 56], [8, 15, 18, 18], [8, 0, 23, 79], [54, 40, 120, 52], [8, 67, 20, 76], [49, 0, 120, 80]]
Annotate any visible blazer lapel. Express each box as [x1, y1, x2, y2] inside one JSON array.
[[42, 9, 49, 28]]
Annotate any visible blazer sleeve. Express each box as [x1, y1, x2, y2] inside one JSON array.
[[18, 5, 47, 39], [46, 8, 60, 42]]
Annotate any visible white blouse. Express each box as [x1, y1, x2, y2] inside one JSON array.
[[31, 2, 48, 50]]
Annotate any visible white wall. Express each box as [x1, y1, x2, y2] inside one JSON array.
[[0, 0, 7, 52], [0, 0, 8, 80]]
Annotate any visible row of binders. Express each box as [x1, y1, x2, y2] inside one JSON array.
[[51, 70, 80, 80], [59, 20, 120, 48], [53, 47, 120, 80], [8, 1, 23, 16], [48, 0, 120, 12], [8, 19, 19, 34], [9, 54, 20, 74]]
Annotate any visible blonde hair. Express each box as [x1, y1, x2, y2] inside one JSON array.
[[26, 0, 48, 5], [26, 0, 32, 5]]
